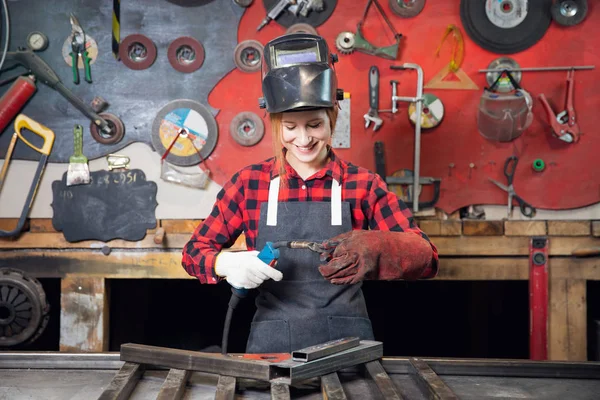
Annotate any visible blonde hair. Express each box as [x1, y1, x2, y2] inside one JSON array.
[[269, 107, 339, 184]]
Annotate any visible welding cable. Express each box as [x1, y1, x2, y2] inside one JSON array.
[[0, 0, 11, 75]]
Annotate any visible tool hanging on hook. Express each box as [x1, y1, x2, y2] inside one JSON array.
[[352, 0, 403, 60], [425, 24, 478, 90]]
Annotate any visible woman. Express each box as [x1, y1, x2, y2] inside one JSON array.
[[182, 33, 438, 354]]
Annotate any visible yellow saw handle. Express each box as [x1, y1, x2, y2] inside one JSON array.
[[14, 114, 55, 155]]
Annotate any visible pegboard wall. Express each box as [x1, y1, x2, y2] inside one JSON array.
[[1, 0, 599, 219]]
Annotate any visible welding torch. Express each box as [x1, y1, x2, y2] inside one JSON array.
[[3, 48, 112, 135], [221, 240, 330, 355]]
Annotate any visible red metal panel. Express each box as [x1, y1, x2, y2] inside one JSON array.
[[207, 2, 600, 213], [529, 237, 549, 360]]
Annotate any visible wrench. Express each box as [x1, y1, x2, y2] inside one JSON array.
[[364, 66, 383, 131]]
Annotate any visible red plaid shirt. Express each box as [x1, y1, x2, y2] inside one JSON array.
[[182, 149, 438, 283]]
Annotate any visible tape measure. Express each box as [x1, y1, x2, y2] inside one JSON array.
[[408, 94, 444, 129]]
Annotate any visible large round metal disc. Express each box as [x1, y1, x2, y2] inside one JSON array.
[[408, 94, 444, 129], [262, 0, 337, 28], [388, 0, 426, 18], [551, 0, 588, 26], [230, 112, 265, 146], [151, 100, 218, 166], [460, 0, 552, 54], [0, 269, 50, 347], [486, 57, 522, 92]]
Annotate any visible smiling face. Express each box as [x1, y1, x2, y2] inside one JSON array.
[[280, 109, 332, 175]]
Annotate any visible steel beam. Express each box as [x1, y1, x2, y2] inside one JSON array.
[[320, 372, 347, 399], [381, 358, 600, 380], [292, 337, 359, 362], [0, 352, 122, 370], [120, 343, 273, 381], [409, 358, 458, 400], [364, 360, 404, 400], [271, 382, 291, 400], [97, 362, 144, 400], [271, 341, 383, 384], [215, 375, 236, 400], [156, 368, 189, 400]]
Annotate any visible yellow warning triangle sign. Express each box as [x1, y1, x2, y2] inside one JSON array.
[[425, 63, 479, 90]]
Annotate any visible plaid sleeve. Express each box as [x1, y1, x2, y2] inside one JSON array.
[[181, 172, 245, 283], [365, 173, 439, 277]]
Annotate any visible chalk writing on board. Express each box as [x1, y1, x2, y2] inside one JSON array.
[[51, 169, 158, 243]]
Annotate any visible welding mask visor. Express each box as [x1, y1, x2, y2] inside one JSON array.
[[259, 33, 342, 113]]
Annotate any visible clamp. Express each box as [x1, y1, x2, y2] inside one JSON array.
[[538, 69, 579, 143]]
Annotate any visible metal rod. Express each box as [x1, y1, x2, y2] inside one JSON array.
[[292, 337, 360, 362], [409, 358, 458, 400], [320, 372, 347, 399], [120, 343, 273, 381], [98, 362, 144, 400], [156, 369, 190, 400], [478, 66, 595, 73], [364, 360, 404, 399], [381, 357, 600, 379], [271, 341, 383, 384], [215, 375, 236, 400]]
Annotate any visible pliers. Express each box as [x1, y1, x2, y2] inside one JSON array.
[[70, 13, 92, 84], [538, 69, 579, 143]]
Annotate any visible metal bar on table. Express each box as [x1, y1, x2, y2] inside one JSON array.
[[271, 340, 383, 384], [271, 382, 291, 400], [320, 372, 347, 399], [409, 358, 458, 400], [364, 360, 404, 400], [156, 368, 189, 400], [215, 375, 236, 400], [120, 343, 272, 381], [97, 362, 144, 400], [381, 358, 600, 380], [0, 352, 123, 370], [478, 66, 595, 73], [292, 337, 360, 362]]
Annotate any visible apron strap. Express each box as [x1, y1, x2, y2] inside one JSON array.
[[266, 177, 343, 226]]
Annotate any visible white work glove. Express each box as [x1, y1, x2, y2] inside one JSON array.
[[215, 250, 283, 289]]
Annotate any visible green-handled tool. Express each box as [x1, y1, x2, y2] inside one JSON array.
[[66, 124, 90, 186], [70, 13, 92, 84]]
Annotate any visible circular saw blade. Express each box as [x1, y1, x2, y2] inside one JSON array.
[[151, 100, 218, 166], [408, 94, 444, 129], [486, 57, 522, 92]]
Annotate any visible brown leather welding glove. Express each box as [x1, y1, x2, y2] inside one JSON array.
[[318, 230, 437, 285]]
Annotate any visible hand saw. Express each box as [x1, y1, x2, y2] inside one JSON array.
[[0, 115, 55, 237]]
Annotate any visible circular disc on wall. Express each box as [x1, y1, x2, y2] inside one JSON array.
[[261, 0, 337, 28], [286, 23, 318, 35], [167, 37, 205, 73], [234, 40, 264, 73], [230, 112, 265, 146], [119, 34, 157, 70], [408, 94, 444, 129], [90, 113, 126, 145], [62, 34, 99, 68], [388, 0, 426, 18], [151, 100, 218, 166], [460, 0, 552, 54], [485, 57, 522, 92], [551, 0, 588, 26]]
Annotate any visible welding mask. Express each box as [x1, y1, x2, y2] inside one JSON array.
[[258, 33, 344, 113]]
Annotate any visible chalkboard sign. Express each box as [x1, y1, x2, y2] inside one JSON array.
[[51, 169, 158, 242]]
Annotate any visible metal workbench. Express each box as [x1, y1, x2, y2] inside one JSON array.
[[1, 351, 600, 399]]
